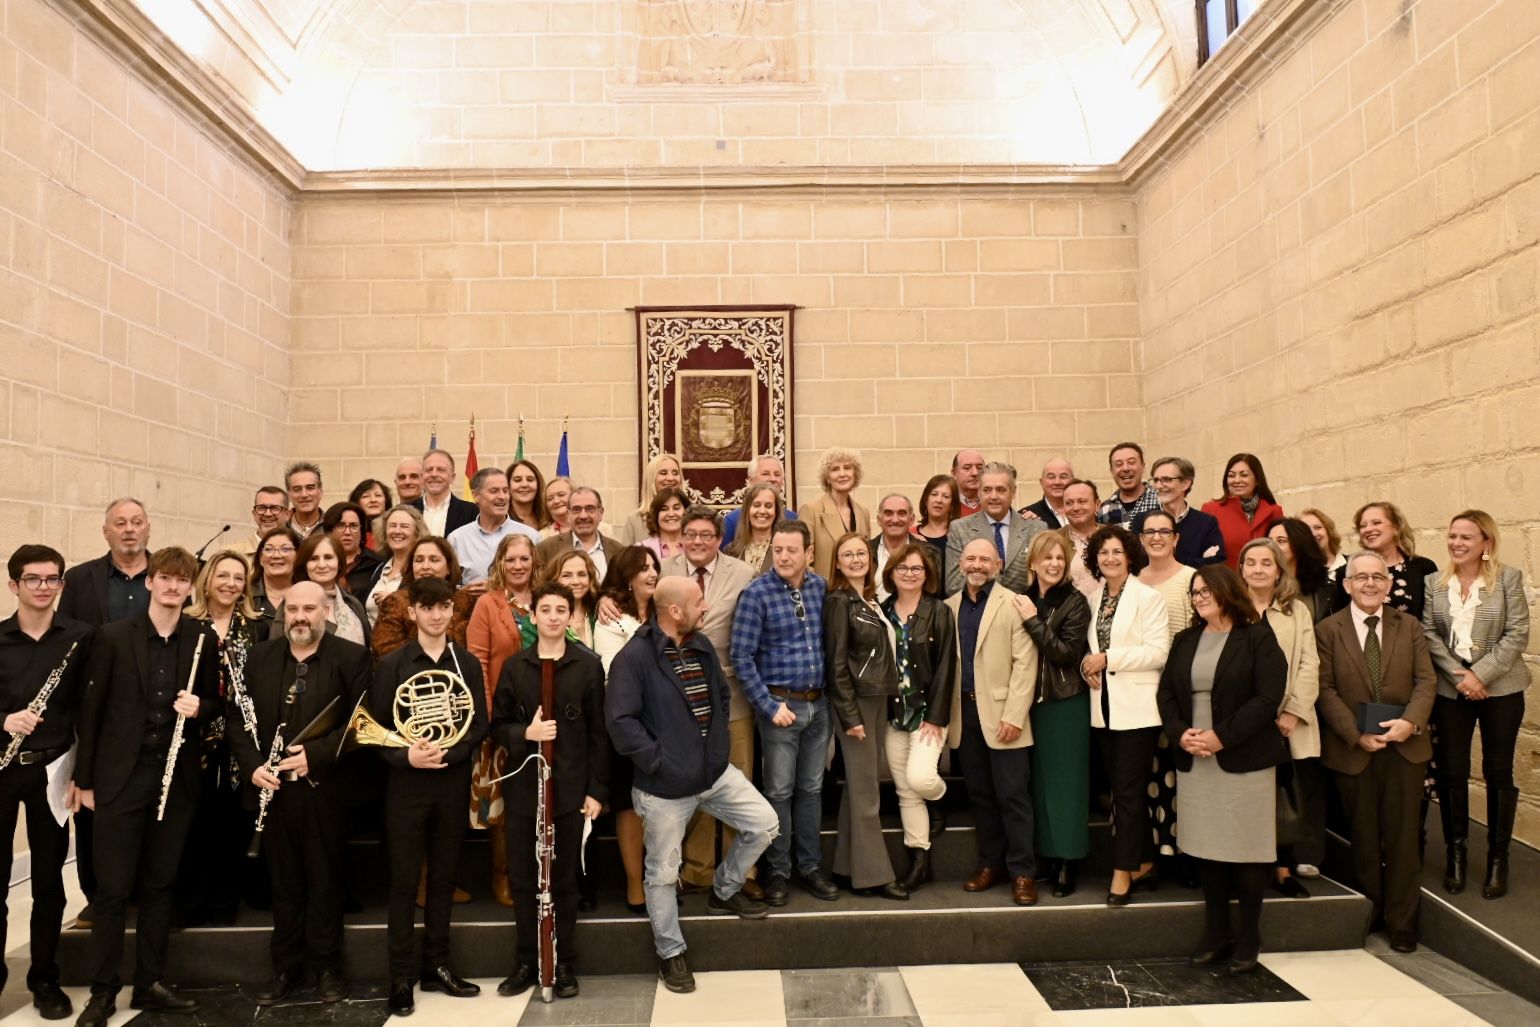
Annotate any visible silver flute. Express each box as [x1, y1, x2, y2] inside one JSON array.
[[0, 640, 79, 770], [156, 633, 206, 822]]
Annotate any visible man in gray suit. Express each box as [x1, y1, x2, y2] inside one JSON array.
[[945, 463, 1046, 596], [659, 507, 761, 897]]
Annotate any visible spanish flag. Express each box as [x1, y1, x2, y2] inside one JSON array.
[[462, 417, 478, 500]]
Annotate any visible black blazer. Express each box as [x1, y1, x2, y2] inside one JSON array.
[[1021, 580, 1090, 704], [880, 593, 956, 729], [343, 549, 384, 598], [1133, 508, 1226, 567], [1021, 496, 1068, 527], [227, 633, 373, 808], [1156, 620, 1289, 774], [824, 589, 900, 731], [57, 554, 124, 628], [408, 495, 478, 537], [76, 614, 223, 805], [491, 644, 609, 817]]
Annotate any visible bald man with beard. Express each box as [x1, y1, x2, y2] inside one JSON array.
[[605, 577, 780, 994]]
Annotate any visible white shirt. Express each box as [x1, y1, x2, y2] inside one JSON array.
[[420, 493, 453, 537], [1445, 580, 1484, 662], [1349, 602, 1385, 651], [573, 532, 609, 581], [874, 538, 905, 601]]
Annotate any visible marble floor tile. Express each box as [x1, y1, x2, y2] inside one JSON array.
[[898, 963, 1052, 1016], [1370, 952, 1502, 997], [407, 979, 523, 1025], [780, 968, 916, 1019], [1257, 951, 1438, 1002], [649, 969, 784, 1025], [1022, 964, 1177, 1011], [1136, 959, 1304, 1006], [515, 973, 657, 1025], [1314, 996, 1487, 1027]]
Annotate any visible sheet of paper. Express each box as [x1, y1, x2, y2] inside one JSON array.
[[46, 746, 76, 827]]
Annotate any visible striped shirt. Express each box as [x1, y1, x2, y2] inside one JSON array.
[[665, 642, 712, 736]]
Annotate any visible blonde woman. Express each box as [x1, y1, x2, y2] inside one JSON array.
[[1239, 538, 1324, 892], [1299, 508, 1346, 576], [799, 447, 871, 581], [537, 549, 600, 649], [1341, 502, 1437, 619], [618, 452, 683, 545], [365, 506, 430, 627], [1424, 510, 1530, 899]]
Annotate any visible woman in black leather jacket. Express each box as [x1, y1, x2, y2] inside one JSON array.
[[1011, 530, 1092, 897], [880, 542, 956, 891], [824, 533, 907, 900]]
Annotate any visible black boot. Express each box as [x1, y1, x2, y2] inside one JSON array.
[[1053, 859, 1078, 898], [901, 847, 932, 892], [1483, 788, 1518, 899], [1438, 787, 1468, 894], [927, 801, 947, 837]]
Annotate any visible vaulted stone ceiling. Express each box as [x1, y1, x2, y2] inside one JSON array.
[[124, 0, 1204, 172]]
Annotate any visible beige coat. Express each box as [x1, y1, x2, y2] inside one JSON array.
[[1264, 599, 1322, 759], [660, 551, 756, 721], [799, 493, 872, 582], [944, 583, 1038, 751]]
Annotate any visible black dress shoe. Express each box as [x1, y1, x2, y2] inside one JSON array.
[[74, 993, 114, 1027], [799, 868, 839, 901], [659, 954, 695, 993], [130, 981, 198, 1012], [388, 978, 415, 1016], [1189, 941, 1234, 967], [554, 964, 578, 999], [252, 971, 298, 1006], [763, 875, 790, 906], [420, 964, 480, 997], [30, 983, 71, 1020], [855, 881, 910, 901], [316, 967, 347, 1004], [708, 889, 770, 919], [1389, 932, 1418, 953], [1272, 874, 1310, 898], [498, 964, 536, 996], [626, 900, 649, 915], [1228, 958, 1260, 975]]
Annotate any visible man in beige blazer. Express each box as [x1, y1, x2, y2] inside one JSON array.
[[1316, 551, 1436, 953], [660, 507, 760, 896], [945, 538, 1040, 905]]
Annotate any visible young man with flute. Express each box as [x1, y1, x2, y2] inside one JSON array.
[[72, 547, 221, 1027]]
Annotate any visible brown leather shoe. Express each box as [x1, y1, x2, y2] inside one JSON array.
[[740, 878, 765, 901], [963, 866, 1004, 892], [1012, 876, 1039, 906]]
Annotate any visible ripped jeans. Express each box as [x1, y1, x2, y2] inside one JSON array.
[[632, 765, 779, 959]]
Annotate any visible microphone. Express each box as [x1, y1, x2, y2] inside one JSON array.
[[195, 524, 232, 561]]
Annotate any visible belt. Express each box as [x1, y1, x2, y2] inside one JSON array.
[[769, 686, 823, 702], [14, 746, 67, 767]]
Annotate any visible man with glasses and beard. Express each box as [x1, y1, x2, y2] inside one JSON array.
[[231, 581, 372, 1006]]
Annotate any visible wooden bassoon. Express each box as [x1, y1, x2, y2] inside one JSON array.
[[536, 658, 557, 1003]]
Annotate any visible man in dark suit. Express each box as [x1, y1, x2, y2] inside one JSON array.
[[945, 463, 1045, 596], [72, 547, 222, 1027], [408, 450, 477, 538], [1134, 457, 1226, 567], [1316, 551, 1437, 953], [536, 486, 624, 581], [56, 498, 153, 926], [229, 581, 372, 1007], [1021, 458, 1074, 527]]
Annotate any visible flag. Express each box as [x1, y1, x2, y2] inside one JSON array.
[[462, 417, 478, 500], [555, 420, 570, 478], [514, 416, 525, 461], [429, 423, 438, 450]]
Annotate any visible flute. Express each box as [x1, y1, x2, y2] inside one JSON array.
[[0, 641, 78, 771], [156, 633, 205, 822]]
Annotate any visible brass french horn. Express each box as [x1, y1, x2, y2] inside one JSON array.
[[339, 668, 476, 753]]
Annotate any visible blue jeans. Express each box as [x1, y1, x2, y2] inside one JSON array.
[[757, 696, 832, 880], [632, 765, 778, 960]]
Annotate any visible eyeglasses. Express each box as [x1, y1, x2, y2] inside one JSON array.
[[288, 661, 309, 699], [682, 531, 717, 541], [568, 504, 600, 515], [894, 565, 927, 575], [17, 575, 64, 590], [1140, 528, 1175, 538], [1150, 476, 1185, 486], [253, 504, 287, 515], [789, 588, 806, 621], [264, 546, 295, 557], [1348, 573, 1391, 585], [1189, 586, 1213, 599], [333, 523, 361, 534]]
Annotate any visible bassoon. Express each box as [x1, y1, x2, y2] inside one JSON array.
[[536, 658, 557, 1003]]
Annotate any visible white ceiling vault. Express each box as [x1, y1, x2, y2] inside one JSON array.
[[116, 0, 1208, 175]]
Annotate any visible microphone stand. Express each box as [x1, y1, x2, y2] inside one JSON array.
[[194, 524, 233, 562]]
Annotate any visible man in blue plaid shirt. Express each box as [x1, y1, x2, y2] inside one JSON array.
[[729, 520, 838, 906]]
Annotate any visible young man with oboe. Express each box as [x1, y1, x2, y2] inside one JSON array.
[[372, 576, 487, 1017], [72, 546, 221, 1027], [0, 545, 91, 1020], [229, 581, 372, 1006], [491, 581, 607, 1000]]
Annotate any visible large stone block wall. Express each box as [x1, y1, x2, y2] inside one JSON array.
[[0, 0, 292, 565], [1137, 0, 1540, 826], [288, 191, 1142, 514]]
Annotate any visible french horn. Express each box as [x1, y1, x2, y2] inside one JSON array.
[[340, 667, 475, 753]]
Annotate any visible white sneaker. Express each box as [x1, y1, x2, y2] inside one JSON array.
[[1294, 863, 1320, 879]]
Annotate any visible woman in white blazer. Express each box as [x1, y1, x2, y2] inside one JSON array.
[[1239, 539, 1324, 895], [1079, 525, 1171, 906]]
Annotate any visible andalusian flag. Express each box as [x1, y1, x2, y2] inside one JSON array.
[[462, 416, 478, 500], [514, 416, 525, 461]]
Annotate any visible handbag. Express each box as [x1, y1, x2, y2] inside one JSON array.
[[1275, 761, 1307, 846]]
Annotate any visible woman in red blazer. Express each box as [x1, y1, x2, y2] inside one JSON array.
[[1201, 454, 1283, 569]]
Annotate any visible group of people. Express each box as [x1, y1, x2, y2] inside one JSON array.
[[0, 440, 1528, 1022]]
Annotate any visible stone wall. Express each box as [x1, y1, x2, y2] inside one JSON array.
[[288, 191, 1142, 513], [0, 0, 292, 565], [1137, 0, 1540, 828]]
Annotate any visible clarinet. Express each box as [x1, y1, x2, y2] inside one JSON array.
[[156, 633, 206, 822], [536, 658, 557, 1003], [0, 641, 79, 771], [225, 633, 259, 748], [247, 721, 288, 858]]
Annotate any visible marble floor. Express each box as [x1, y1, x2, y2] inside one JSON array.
[[3, 877, 1537, 1025]]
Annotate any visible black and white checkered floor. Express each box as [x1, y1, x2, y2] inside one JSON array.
[[2, 947, 1536, 1026]]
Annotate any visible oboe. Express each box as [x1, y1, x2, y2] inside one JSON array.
[[247, 721, 288, 858], [0, 641, 79, 771], [156, 633, 205, 822]]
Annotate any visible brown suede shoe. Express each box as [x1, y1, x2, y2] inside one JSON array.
[[1012, 876, 1039, 906], [741, 878, 765, 901], [963, 866, 1005, 892]]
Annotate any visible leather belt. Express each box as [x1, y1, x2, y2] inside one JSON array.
[[769, 686, 824, 702], [14, 746, 66, 767]]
